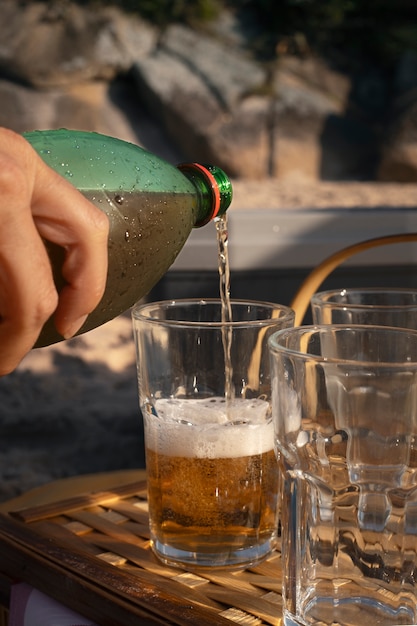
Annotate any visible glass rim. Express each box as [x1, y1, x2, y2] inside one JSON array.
[[132, 297, 295, 328], [311, 287, 417, 310], [268, 323, 417, 367]]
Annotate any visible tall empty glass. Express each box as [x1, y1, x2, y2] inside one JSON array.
[[269, 324, 417, 626], [311, 287, 417, 327], [132, 298, 294, 570]]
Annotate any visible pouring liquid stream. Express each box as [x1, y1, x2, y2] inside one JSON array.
[[215, 215, 234, 412]]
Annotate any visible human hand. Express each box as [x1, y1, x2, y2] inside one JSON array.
[[0, 127, 109, 375]]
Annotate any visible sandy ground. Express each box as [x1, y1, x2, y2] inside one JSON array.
[[0, 314, 143, 503]]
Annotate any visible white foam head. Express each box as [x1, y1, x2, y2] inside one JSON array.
[[144, 397, 273, 458]]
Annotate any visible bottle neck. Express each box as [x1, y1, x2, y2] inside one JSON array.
[[177, 163, 232, 227]]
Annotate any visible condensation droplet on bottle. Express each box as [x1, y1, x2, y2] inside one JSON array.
[[125, 230, 130, 242], [65, 171, 73, 178], [114, 194, 124, 205]]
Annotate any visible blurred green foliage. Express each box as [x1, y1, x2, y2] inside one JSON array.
[[137, 0, 221, 24], [78, 0, 222, 25], [227, 0, 417, 69], [64, 0, 417, 69]]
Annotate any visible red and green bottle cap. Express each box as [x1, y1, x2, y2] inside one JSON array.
[[178, 162, 233, 227]]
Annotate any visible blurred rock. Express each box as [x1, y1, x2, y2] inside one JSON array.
[[0, 0, 408, 180], [272, 62, 343, 180], [378, 96, 417, 182], [0, 1, 156, 87], [132, 24, 270, 178], [378, 49, 417, 182]]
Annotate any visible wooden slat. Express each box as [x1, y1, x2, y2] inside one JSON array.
[[0, 573, 11, 613], [23, 523, 223, 612], [0, 513, 231, 626], [207, 588, 282, 626], [0, 482, 283, 625], [9, 481, 147, 523], [0, 529, 168, 626], [0, 607, 9, 626]]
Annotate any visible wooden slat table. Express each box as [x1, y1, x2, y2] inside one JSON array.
[[0, 480, 283, 625]]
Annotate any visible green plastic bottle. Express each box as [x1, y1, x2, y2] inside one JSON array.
[[24, 129, 233, 347]]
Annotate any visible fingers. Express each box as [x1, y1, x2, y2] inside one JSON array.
[[0, 128, 109, 375], [0, 147, 59, 375], [30, 158, 109, 339]]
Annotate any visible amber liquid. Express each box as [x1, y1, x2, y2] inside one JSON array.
[[147, 447, 279, 552], [145, 397, 279, 567], [146, 215, 280, 568]]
